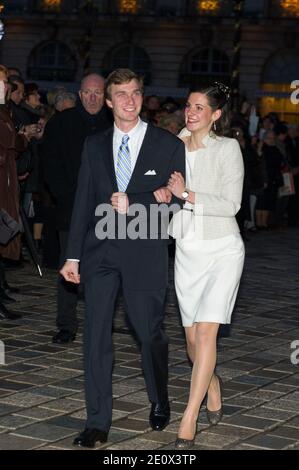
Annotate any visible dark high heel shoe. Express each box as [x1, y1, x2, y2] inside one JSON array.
[[174, 422, 197, 450], [206, 375, 223, 425]]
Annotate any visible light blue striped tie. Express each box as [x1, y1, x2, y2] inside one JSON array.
[[116, 134, 131, 192]]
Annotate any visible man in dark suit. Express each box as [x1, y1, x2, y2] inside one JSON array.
[[60, 69, 185, 447], [42, 73, 112, 344]]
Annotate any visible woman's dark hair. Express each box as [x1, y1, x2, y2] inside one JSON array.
[[188, 82, 231, 136]]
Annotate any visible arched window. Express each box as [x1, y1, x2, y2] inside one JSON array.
[[179, 47, 230, 88], [260, 49, 299, 122], [102, 43, 151, 84], [27, 40, 77, 82]]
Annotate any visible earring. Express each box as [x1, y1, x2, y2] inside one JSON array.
[[213, 121, 217, 131]]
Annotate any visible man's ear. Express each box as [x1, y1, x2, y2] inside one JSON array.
[[106, 99, 113, 110]]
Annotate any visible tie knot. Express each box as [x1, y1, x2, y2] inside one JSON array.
[[122, 134, 129, 145]]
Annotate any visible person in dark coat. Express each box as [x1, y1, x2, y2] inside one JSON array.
[[0, 65, 27, 320], [42, 73, 112, 344]]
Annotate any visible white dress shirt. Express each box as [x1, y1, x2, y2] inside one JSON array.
[[113, 118, 148, 173]]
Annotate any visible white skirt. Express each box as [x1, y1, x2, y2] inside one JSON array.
[[175, 233, 245, 327]]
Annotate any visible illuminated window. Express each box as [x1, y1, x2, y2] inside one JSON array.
[[118, 0, 139, 14], [102, 43, 151, 84], [280, 0, 299, 17], [197, 0, 220, 14], [179, 47, 230, 87], [27, 40, 77, 81], [260, 49, 299, 123]]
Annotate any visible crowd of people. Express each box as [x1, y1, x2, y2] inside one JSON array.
[[0, 72, 297, 244], [0, 63, 298, 448]]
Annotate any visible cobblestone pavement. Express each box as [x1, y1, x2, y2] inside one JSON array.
[[0, 228, 298, 451]]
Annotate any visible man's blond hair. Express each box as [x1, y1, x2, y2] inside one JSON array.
[[105, 68, 144, 100]]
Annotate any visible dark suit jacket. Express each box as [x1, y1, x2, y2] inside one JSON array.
[[66, 123, 185, 288]]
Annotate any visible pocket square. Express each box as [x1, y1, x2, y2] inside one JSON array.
[[144, 170, 157, 175]]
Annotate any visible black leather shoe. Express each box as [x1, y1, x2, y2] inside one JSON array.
[[0, 302, 22, 320], [73, 428, 108, 448], [52, 329, 76, 344], [149, 400, 170, 431]]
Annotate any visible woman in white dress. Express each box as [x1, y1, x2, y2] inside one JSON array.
[[167, 83, 245, 449]]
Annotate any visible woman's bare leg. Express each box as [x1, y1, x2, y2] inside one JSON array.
[[178, 322, 220, 440], [185, 324, 221, 411]]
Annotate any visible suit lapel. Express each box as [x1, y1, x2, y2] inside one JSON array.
[[102, 128, 118, 192], [126, 124, 154, 192]]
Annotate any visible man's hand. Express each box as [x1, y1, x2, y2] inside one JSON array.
[[153, 186, 172, 203], [60, 260, 80, 284], [111, 192, 129, 214], [22, 124, 41, 140]]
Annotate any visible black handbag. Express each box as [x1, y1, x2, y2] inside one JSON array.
[[0, 209, 21, 245]]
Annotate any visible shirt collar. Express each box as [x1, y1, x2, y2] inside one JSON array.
[[114, 117, 143, 140]]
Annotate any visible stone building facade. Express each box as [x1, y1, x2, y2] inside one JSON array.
[[0, 0, 299, 121]]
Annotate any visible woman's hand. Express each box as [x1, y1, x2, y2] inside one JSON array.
[[21, 124, 41, 140], [167, 171, 185, 199]]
